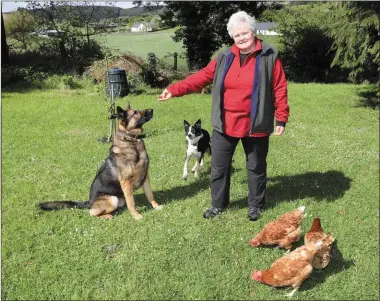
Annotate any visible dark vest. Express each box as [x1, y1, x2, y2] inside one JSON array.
[[211, 41, 278, 135]]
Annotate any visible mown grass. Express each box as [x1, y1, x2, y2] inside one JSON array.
[[95, 28, 188, 70], [1, 82, 379, 300], [94, 28, 279, 71]]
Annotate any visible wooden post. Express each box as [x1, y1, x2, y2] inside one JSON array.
[[173, 52, 177, 71]]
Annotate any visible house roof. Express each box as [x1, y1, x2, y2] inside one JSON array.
[[256, 22, 277, 30], [131, 22, 144, 28], [146, 21, 157, 27]]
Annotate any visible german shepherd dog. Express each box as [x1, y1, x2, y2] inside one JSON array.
[[39, 102, 162, 220], [183, 119, 211, 180]]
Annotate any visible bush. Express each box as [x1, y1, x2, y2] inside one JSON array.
[[274, 4, 350, 83], [1, 65, 48, 88], [84, 52, 145, 85], [7, 37, 105, 77], [43, 75, 82, 90]]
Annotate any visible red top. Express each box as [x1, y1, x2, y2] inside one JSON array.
[[167, 38, 289, 138]]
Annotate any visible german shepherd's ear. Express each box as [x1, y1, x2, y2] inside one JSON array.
[[195, 119, 202, 128], [125, 101, 131, 110], [116, 106, 126, 119]]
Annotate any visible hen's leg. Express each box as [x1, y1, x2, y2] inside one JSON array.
[[285, 264, 313, 297], [286, 287, 299, 297]]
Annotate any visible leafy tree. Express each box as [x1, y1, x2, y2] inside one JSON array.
[[328, 2, 379, 83], [132, 1, 161, 10], [26, 1, 74, 63], [26, 1, 114, 64], [3, 10, 37, 51], [274, 3, 349, 83], [158, 7, 177, 28], [1, 14, 10, 65], [69, 1, 115, 47], [160, 1, 279, 71]]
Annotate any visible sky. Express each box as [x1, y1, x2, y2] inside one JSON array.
[[1, 1, 136, 12]]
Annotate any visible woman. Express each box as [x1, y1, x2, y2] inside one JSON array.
[[158, 11, 289, 221]]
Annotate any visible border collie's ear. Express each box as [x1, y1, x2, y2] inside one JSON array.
[[125, 101, 131, 110], [184, 120, 190, 128], [116, 106, 125, 119], [195, 119, 201, 128]]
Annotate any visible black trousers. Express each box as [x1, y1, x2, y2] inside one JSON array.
[[210, 130, 269, 209]]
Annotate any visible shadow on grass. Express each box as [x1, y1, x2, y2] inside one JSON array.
[[266, 240, 354, 295], [131, 173, 211, 210], [131, 164, 243, 209], [230, 170, 352, 210], [300, 240, 355, 293], [112, 178, 209, 216], [355, 85, 379, 109]]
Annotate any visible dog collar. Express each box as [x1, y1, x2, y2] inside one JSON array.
[[116, 131, 142, 140]]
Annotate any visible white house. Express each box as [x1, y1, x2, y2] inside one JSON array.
[[256, 22, 281, 36], [131, 22, 146, 32], [31, 29, 65, 38], [146, 21, 158, 32]]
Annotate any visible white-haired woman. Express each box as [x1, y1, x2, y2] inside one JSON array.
[[158, 11, 289, 221]]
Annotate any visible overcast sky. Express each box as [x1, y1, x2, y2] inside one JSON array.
[[1, 1, 136, 12]]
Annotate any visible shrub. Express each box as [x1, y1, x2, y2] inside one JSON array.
[[274, 4, 350, 83], [43, 75, 82, 90], [7, 37, 105, 78], [84, 52, 145, 84], [1, 65, 48, 88]]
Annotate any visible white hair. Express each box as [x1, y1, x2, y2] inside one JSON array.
[[227, 11, 257, 38]]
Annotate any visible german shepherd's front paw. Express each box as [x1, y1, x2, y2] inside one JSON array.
[[183, 173, 188, 180], [154, 205, 163, 210], [132, 213, 143, 220], [151, 201, 162, 210]]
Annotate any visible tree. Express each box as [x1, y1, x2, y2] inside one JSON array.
[[160, 2, 277, 71], [4, 10, 37, 51], [1, 14, 10, 65], [273, 3, 344, 83], [69, 1, 115, 47], [328, 2, 379, 83], [27, 1, 73, 63], [26, 1, 114, 65]]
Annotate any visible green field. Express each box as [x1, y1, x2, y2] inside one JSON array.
[[94, 28, 279, 70], [1, 81, 379, 300], [95, 28, 188, 69]]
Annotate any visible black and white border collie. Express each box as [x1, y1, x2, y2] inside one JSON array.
[[183, 119, 211, 180]]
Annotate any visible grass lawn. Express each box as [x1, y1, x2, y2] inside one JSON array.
[[95, 28, 188, 70], [1, 83, 379, 300], [94, 28, 279, 71]]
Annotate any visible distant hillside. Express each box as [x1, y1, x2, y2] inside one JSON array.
[[24, 4, 164, 20], [119, 5, 165, 17]]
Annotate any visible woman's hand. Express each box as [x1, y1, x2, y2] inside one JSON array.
[[274, 126, 285, 136], [158, 89, 172, 101]]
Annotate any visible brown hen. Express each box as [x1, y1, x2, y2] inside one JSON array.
[[304, 217, 335, 269], [251, 240, 323, 297], [249, 206, 306, 250]]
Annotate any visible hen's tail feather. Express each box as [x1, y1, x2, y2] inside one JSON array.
[[297, 205, 306, 214], [39, 201, 90, 210]]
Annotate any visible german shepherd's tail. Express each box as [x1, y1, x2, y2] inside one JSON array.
[[39, 201, 89, 211]]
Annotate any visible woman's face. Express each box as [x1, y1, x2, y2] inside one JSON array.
[[231, 23, 255, 53]]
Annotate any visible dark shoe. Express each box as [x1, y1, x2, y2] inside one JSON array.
[[248, 207, 263, 221], [203, 207, 223, 219]]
